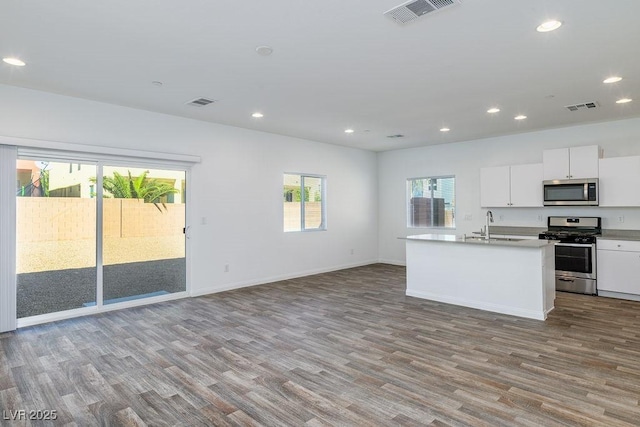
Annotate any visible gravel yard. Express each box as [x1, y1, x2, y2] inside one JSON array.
[[16, 235, 186, 318], [17, 235, 185, 273]]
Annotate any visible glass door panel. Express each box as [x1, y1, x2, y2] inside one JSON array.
[[102, 166, 186, 304], [16, 160, 97, 318], [303, 176, 323, 229]]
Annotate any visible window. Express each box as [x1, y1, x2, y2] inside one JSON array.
[[283, 173, 326, 232], [407, 176, 455, 228]]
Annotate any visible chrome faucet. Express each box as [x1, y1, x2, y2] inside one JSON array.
[[485, 210, 494, 240]]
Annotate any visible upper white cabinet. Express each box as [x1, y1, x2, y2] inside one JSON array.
[[480, 163, 543, 207], [510, 164, 544, 207], [599, 156, 640, 207], [543, 145, 600, 180], [480, 166, 510, 207]]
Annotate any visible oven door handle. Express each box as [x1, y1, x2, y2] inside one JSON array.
[[553, 242, 595, 247], [557, 277, 575, 282]]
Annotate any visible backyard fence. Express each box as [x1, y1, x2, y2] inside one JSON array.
[[17, 198, 185, 242]]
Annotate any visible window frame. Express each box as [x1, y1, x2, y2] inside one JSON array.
[[406, 175, 456, 229], [283, 173, 327, 232]]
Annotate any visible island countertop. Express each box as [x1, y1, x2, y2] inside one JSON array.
[[405, 233, 556, 320], [404, 233, 553, 248]]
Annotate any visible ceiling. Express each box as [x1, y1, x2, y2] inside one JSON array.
[[1, 0, 639, 152]]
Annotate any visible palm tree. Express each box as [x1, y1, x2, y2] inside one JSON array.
[[93, 170, 179, 212]]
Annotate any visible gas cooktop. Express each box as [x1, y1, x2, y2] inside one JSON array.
[[538, 216, 601, 244]]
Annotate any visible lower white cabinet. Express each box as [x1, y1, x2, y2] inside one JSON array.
[[598, 239, 640, 295]]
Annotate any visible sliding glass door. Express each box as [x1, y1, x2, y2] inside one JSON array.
[[102, 165, 186, 304], [16, 157, 187, 321], [16, 160, 97, 318]]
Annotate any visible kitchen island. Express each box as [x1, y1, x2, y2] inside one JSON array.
[[405, 234, 556, 320]]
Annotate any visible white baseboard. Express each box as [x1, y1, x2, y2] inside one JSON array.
[[377, 258, 406, 266], [598, 290, 640, 302], [190, 259, 379, 297], [406, 289, 547, 321]]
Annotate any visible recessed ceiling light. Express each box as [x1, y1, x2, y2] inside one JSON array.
[[2, 57, 26, 66], [487, 108, 500, 114], [344, 129, 354, 134], [440, 127, 450, 132], [616, 98, 632, 104], [251, 112, 264, 118], [255, 46, 274, 56], [514, 115, 527, 120], [603, 76, 622, 84], [536, 20, 562, 32]]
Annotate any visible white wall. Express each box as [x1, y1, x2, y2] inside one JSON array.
[[0, 84, 378, 296], [378, 118, 640, 265]]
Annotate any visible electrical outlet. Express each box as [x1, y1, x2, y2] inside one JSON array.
[[224, 264, 229, 272], [618, 216, 625, 223], [350, 249, 354, 255], [499, 215, 504, 221], [464, 214, 473, 221], [201, 216, 207, 225], [537, 215, 543, 222]]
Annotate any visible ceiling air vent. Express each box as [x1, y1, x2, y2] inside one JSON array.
[[384, 0, 460, 25], [186, 97, 215, 107], [387, 134, 405, 138], [565, 102, 599, 112]]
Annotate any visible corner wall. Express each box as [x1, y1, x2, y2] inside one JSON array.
[[0, 84, 378, 296], [378, 118, 640, 265]]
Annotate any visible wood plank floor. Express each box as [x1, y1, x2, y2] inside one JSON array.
[[1, 263, 640, 426]]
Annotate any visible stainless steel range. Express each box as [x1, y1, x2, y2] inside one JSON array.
[[538, 216, 601, 295]]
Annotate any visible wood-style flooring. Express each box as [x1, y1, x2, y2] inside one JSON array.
[[1, 264, 640, 426]]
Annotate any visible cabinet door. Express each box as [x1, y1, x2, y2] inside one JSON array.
[[598, 156, 640, 207], [598, 249, 640, 294], [569, 145, 599, 179], [543, 148, 570, 180], [480, 166, 510, 207], [510, 163, 543, 207]]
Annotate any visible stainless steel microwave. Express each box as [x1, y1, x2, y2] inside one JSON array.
[[543, 178, 599, 206]]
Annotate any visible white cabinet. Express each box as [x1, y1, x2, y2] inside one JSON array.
[[480, 166, 510, 207], [510, 164, 544, 207], [597, 239, 640, 296], [543, 145, 600, 180], [480, 163, 543, 207], [598, 156, 640, 207]]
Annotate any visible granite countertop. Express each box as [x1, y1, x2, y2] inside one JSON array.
[[487, 226, 546, 237], [404, 233, 553, 248], [599, 230, 640, 241], [484, 226, 640, 242]]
